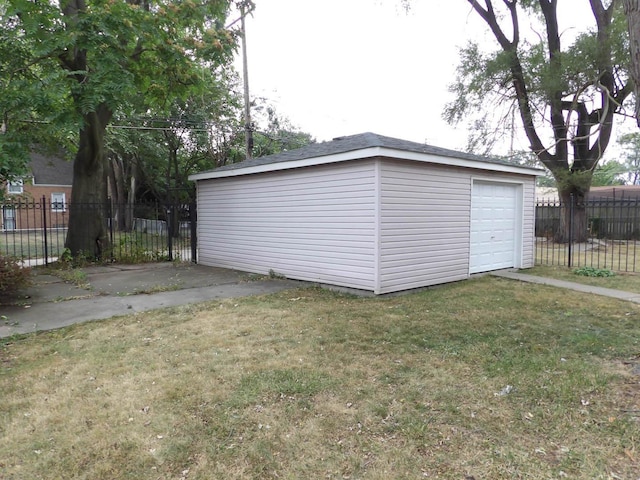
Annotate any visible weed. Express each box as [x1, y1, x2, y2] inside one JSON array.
[[1, 315, 18, 327], [108, 234, 172, 264], [268, 269, 286, 279], [132, 283, 182, 295], [574, 266, 616, 277], [245, 273, 268, 281], [58, 248, 73, 265], [0, 255, 31, 296], [51, 267, 92, 290]]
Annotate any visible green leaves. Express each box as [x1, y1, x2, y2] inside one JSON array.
[[573, 266, 616, 277], [1, 0, 237, 132]]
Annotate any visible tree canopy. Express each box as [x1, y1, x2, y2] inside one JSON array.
[[0, 0, 240, 256]]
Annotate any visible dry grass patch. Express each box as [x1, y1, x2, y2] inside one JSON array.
[[1, 277, 640, 479]]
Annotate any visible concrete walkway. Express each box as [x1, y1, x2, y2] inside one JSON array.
[[492, 270, 640, 304], [0, 263, 304, 338]]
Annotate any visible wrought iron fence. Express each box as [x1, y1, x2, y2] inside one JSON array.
[[0, 197, 196, 266], [536, 197, 640, 272]]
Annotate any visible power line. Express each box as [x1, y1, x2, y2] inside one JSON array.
[[107, 124, 212, 132]]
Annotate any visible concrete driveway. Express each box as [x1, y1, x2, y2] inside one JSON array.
[[0, 263, 304, 338]]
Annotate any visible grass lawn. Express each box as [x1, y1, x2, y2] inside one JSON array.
[[1, 276, 639, 479], [527, 265, 640, 295]]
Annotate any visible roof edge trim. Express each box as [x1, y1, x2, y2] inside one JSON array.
[[188, 146, 543, 181]]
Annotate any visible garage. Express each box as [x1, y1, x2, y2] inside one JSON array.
[[469, 181, 522, 274], [189, 133, 541, 294]]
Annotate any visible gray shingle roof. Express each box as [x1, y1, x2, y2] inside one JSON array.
[[29, 152, 73, 186], [208, 132, 528, 173]]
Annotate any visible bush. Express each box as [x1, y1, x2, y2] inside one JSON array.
[[573, 266, 616, 277], [110, 234, 169, 264], [0, 255, 31, 295]]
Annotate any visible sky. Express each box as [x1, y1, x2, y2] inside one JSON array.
[[236, 0, 636, 158], [236, 0, 493, 151]]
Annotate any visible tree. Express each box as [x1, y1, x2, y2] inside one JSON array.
[[251, 99, 316, 157], [103, 72, 314, 224], [618, 131, 640, 183], [105, 67, 245, 206], [623, 0, 640, 126], [591, 160, 626, 185], [0, 2, 74, 195], [448, 1, 633, 241], [1, 0, 237, 257]]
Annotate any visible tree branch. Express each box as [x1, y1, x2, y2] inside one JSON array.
[[468, 0, 553, 164], [467, 0, 516, 49]]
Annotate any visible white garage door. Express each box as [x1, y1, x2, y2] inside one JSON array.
[[470, 181, 520, 274]]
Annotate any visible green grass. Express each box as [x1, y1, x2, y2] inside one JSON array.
[[1, 277, 639, 479], [0, 230, 68, 259], [527, 265, 640, 294]]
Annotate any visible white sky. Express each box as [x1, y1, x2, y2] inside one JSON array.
[[237, 1, 634, 156]]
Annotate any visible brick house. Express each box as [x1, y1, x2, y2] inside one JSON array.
[[2, 152, 73, 230]]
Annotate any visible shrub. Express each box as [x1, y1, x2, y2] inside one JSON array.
[[0, 255, 31, 295], [573, 266, 616, 277], [110, 234, 168, 264]]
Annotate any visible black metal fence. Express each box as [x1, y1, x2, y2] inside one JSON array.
[[1, 197, 196, 266], [536, 198, 639, 272]]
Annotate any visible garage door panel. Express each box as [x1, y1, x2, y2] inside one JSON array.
[[470, 182, 518, 274]]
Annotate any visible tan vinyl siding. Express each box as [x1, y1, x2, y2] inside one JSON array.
[[197, 160, 377, 290], [378, 161, 471, 293]]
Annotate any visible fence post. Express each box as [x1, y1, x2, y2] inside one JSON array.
[[166, 205, 173, 261], [190, 202, 197, 264], [568, 193, 574, 268], [41, 195, 49, 266], [108, 198, 114, 262]]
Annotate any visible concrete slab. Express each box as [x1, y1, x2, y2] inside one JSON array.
[[0, 263, 305, 338]]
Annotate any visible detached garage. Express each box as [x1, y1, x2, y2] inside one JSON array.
[[189, 133, 541, 294]]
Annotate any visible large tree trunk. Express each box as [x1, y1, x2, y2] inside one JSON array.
[[556, 187, 589, 244], [65, 106, 113, 258], [108, 154, 127, 231], [624, 0, 640, 127], [126, 158, 137, 231]]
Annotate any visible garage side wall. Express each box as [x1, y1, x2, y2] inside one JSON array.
[[196, 160, 377, 290], [378, 161, 472, 293]]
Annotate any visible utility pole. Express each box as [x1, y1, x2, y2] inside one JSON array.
[[240, 3, 253, 159]]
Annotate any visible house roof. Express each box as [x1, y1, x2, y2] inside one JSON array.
[[535, 186, 559, 201], [29, 152, 73, 186], [587, 185, 640, 200], [189, 132, 543, 181]]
